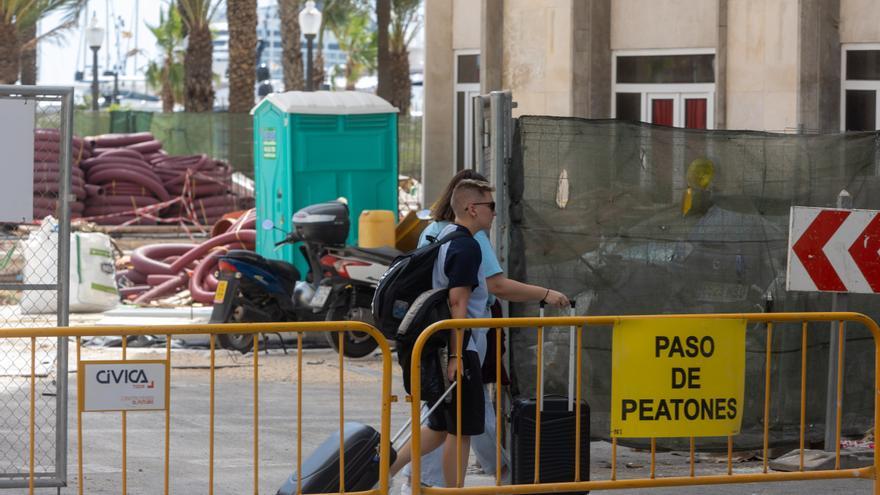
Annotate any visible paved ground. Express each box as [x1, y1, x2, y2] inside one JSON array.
[[0, 342, 871, 494]]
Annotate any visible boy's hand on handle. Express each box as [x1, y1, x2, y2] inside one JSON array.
[[447, 356, 461, 382], [544, 289, 570, 308]]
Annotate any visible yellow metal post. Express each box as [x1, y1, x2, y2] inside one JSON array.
[[800, 322, 808, 472], [727, 435, 733, 476], [575, 325, 583, 482], [29, 337, 35, 495], [165, 335, 171, 495], [297, 332, 303, 495], [496, 326, 502, 486], [339, 333, 346, 493], [122, 336, 127, 494], [254, 336, 260, 494], [76, 337, 84, 495], [835, 321, 845, 470], [455, 328, 463, 488], [763, 323, 773, 474], [209, 334, 216, 495], [534, 325, 543, 484], [689, 437, 695, 477]]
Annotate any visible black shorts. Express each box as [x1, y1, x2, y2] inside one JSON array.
[[427, 350, 485, 436]]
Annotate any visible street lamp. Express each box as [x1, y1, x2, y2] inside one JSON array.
[[86, 12, 104, 111], [298, 1, 321, 91]]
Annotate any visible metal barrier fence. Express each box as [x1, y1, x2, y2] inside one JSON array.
[[0, 85, 74, 490], [1, 321, 392, 495], [409, 312, 879, 494]]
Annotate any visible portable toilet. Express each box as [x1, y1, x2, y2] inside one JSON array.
[[250, 91, 399, 277]]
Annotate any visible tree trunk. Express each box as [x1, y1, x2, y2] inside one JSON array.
[[345, 56, 355, 91], [0, 22, 21, 85], [161, 61, 175, 112], [227, 0, 257, 113], [376, 0, 391, 102], [184, 25, 215, 112], [389, 48, 411, 115], [278, 0, 304, 91], [19, 23, 37, 85], [312, 49, 325, 90]]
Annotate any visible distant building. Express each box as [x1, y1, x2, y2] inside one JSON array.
[[211, 2, 348, 106], [257, 3, 348, 83]]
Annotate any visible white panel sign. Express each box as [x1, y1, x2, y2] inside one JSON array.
[[0, 99, 34, 221], [787, 206, 880, 294], [79, 361, 168, 412]]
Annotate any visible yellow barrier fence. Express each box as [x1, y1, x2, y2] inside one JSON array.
[[1, 321, 393, 495], [409, 312, 880, 495]]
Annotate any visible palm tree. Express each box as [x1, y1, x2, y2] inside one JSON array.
[[389, 0, 420, 114], [312, 0, 349, 91], [226, 0, 256, 113], [278, 0, 304, 91], [329, 7, 374, 90], [178, 0, 220, 112], [321, 0, 369, 91], [375, 0, 391, 101], [0, 0, 86, 84], [19, 23, 36, 84], [146, 3, 185, 112]]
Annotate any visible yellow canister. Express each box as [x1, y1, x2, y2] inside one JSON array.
[[358, 210, 396, 248]]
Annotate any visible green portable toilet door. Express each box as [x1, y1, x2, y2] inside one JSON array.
[[288, 113, 398, 276], [254, 106, 296, 267]]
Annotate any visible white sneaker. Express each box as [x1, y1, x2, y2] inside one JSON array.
[[398, 476, 412, 495]]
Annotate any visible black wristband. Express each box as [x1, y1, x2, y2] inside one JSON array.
[[541, 288, 550, 303]]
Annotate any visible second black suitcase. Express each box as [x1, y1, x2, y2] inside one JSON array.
[[276, 421, 397, 495], [510, 396, 590, 486], [509, 302, 590, 491]]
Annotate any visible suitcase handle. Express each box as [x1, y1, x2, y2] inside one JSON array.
[[537, 299, 577, 412], [390, 382, 457, 448], [567, 300, 578, 412]]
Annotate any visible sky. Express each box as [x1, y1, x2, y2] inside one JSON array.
[[38, 0, 164, 86], [36, 0, 425, 96]]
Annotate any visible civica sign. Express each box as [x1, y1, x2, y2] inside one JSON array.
[[79, 360, 167, 412]]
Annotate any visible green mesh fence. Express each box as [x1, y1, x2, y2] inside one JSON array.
[[508, 116, 880, 450], [73, 111, 422, 182], [399, 116, 422, 180], [109, 110, 154, 133]]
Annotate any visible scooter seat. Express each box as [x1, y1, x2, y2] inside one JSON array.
[[346, 246, 402, 263], [267, 259, 301, 283], [224, 249, 264, 263], [224, 250, 301, 282]]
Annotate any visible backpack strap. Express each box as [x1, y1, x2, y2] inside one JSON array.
[[433, 228, 470, 245], [432, 228, 474, 352]]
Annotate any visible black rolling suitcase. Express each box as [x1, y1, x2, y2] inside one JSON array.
[[276, 422, 396, 495], [276, 385, 457, 495], [510, 396, 590, 485], [510, 302, 590, 489]]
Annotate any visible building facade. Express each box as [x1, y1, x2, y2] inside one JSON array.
[[422, 0, 880, 204]]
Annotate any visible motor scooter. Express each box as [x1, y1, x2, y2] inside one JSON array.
[[210, 200, 399, 357]]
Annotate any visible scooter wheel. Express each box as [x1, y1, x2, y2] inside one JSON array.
[[325, 306, 379, 358], [217, 333, 255, 354]]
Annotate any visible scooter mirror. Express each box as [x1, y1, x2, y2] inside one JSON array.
[[261, 219, 275, 231]]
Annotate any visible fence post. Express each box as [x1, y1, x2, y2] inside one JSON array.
[[824, 189, 851, 451]]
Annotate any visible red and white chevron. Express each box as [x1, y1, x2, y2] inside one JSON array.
[[787, 206, 880, 294]]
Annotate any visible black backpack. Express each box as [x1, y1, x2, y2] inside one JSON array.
[[371, 229, 469, 341]]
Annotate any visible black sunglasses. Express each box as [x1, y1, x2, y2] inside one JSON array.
[[471, 201, 496, 212]]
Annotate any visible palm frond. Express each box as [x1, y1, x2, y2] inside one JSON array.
[[20, 15, 79, 48]]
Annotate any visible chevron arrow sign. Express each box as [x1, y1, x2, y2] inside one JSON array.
[[787, 206, 880, 294]]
